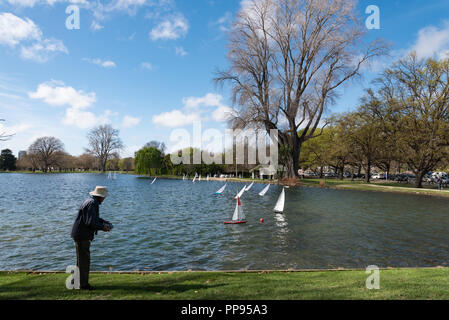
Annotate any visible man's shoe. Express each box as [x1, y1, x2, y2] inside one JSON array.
[[80, 284, 94, 291]]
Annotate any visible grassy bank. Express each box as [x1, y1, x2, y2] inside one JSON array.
[[300, 179, 449, 198], [1, 268, 449, 300]]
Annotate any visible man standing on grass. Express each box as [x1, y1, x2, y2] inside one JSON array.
[[71, 186, 112, 290]]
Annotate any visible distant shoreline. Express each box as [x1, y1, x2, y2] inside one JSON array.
[[3, 171, 449, 198]]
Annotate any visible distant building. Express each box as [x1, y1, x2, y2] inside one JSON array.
[[18, 151, 27, 160]]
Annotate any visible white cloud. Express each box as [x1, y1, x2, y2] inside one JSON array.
[[149, 14, 188, 40], [0, 121, 32, 136], [183, 93, 223, 109], [106, 0, 147, 14], [0, 13, 67, 62], [27, 81, 112, 129], [411, 21, 449, 59], [152, 110, 200, 127], [28, 81, 96, 109], [83, 58, 116, 68], [141, 62, 153, 70], [90, 20, 104, 31], [213, 11, 232, 32], [152, 93, 234, 128], [20, 38, 68, 62], [0, 13, 41, 46], [63, 108, 112, 129], [212, 106, 234, 122], [175, 46, 187, 56], [6, 0, 39, 7], [122, 115, 141, 128]]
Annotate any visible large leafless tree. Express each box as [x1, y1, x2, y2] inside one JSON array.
[[28, 136, 65, 172], [86, 124, 124, 172], [215, 0, 387, 178]]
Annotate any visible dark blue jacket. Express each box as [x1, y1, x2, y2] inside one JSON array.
[[71, 197, 105, 241]]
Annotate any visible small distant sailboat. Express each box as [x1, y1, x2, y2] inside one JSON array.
[[199, 175, 202, 181], [245, 182, 254, 191], [182, 174, 186, 181], [224, 198, 246, 224], [192, 173, 197, 183], [259, 184, 270, 196], [273, 187, 285, 213], [215, 184, 227, 194], [151, 177, 157, 185], [206, 174, 210, 181], [107, 172, 112, 179], [235, 185, 246, 199], [113, 172, 117, 180]]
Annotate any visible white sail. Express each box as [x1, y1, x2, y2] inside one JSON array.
[[259, 184, 270, 196], [245, 182, 254, 191], [207, 175, 210, 181], [113, 172, 117, 180], [232, 198, 245, 221], [107, 172, 112, 179], [151, 177, 157, 184], [183, 175, 186, 180], [273, 187, 285, 213], [199, 175, 202, 181], [192, 175, 197, 182], [215, 184, 227, 194], [234, 185, 246, 199]]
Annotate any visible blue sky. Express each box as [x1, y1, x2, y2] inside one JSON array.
[[1, 0, 449, 157]]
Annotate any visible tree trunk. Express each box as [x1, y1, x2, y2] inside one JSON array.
[[285, 153, 296, 178], [290, 141, 301, 179], [415, 171, 424, 188], [365, 160, 371, 183], [338, 161, 345, 180]]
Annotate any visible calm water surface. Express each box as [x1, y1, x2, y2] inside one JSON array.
[[1, 173, 449, 271]]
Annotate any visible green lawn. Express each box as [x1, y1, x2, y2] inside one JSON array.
[[1, 268, 449, 300], [300, 179, 449, 197]]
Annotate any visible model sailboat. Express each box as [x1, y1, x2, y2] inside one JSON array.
[[215, 184, 227, 194], [273, 187, 285, 213], [234, 185, 246, 199], [245, 182, 254, 191], [151, 177, 157, 184], [224, 198, 246, 224], [259, 184, 270, 196]]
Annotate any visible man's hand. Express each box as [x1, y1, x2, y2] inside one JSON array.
[[103, 225, 111, 232]]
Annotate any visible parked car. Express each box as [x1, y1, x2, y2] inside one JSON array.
[[324, 172, 337, 178], [394, 174, 408, 182], [372, 173, 386, 180], [306, 172, 318, 178], [343, 172, 352, 178]]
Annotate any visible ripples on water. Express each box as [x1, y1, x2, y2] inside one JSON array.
[[1, 173, 449, 271]]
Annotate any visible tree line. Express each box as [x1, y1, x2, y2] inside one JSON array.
[[8, 124, 127, 173], [300, 54, 449, 188]]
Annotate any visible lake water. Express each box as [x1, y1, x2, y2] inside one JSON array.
[[1, 173, 449, 271]]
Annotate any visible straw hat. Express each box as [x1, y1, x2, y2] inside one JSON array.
[[89, 186, 108, 198]]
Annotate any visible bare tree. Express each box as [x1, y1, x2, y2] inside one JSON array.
[[28, 137, 65, 172], [215, 0, 387, 178], [86, 124, 124, 172], [0, 119, 14, 141]]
